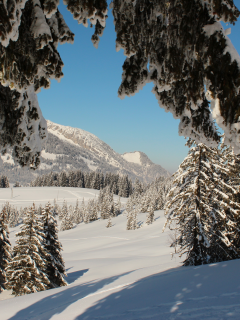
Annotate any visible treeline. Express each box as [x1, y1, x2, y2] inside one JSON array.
[[0, 203, 67, 296], [31, 170, 134, 197]]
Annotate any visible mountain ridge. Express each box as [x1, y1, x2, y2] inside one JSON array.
[[0, 120, 171, 185]]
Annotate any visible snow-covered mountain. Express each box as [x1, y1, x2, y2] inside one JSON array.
[[0, 120, 171, 185]]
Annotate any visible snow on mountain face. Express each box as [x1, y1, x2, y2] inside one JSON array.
[[122, 152, 142, 165], [47, 120, 122, 168], [122, 151, 159, 168], [0, 121, 171, 184]]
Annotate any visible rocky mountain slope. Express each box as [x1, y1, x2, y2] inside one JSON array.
[[0, 120, 171, 185]]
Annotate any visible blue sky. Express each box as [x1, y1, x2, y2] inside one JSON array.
[[38, 2, 240, 174]]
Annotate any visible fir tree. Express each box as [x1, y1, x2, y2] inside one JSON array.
[[106, 214, 112, 228], [59, 199, 68, 220], [126, 206, 139, 231], [52, 198, 58, 216], [126, 196, 139, 230], [74, 199, 83, 224], [6, 205, 50, 296], [88, 199, 98, 222], [8, 207, 20, 228], [0, 208, 11, 292], [0, 176, 10, 188], [164, 139, 240, 266], [13, 182, 21, 187], [60, 213, 73, 231], [146, 207, 155, 225], [114, 196, 122, 216], [134, 178, 143, 196], [42, 203, 67, 288]]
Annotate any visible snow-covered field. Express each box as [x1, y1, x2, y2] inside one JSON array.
[[0, 187, 240, 319]]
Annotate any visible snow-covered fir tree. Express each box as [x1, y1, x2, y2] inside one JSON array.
[[13, 182, 21, 188], [0, 208, 12, 292], [212, 139, 240, 260], [60, 213, 74, 231], [59, 200, 68, 220], [6, 205, 50, 296], [134, 178, 144, 196], [146, 207, 155, 225], [88, 199, 98, 222], [106, 214, 112, 228], [79, 198, 89, 224], [126, 206, 139, 231], [73, 199, 83, 224], [126, 196, 139, 230], [100, 186, 115, 219], [164, 139, 240, 266], [0, 176, 10, 188], [114, 196, 122, 216], [52, 199, 59, 216], [41, 202, 67, 288], [8, 207, 20, 228]]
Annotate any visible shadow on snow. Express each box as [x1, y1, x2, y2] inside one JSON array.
[[74, 260, 240, 320], [8, 260, 240, 320], [8, 271, 133, 320]]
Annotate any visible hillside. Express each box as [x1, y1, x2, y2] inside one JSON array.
[[0, 187, 239, 319], [0, 121, 170, 185]]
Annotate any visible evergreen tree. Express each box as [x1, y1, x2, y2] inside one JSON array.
[[164, 139, 240, 266], [88, 199, 98, 222], [83, 200, 90, 224], [13, 182, 21, 187], [68, 171, 75, 188], [114, 196, 122, 216], [6, 205, 50, 296], [8, 207, 20, 228], [146, 197, 156, 225], [74, 199, 83, 224], [134, 178, 143, 196], [59, 199, 68, 220], [52, 198, 58, 216], [126, 206, 139, 231], [0, 176, 10, 188], [106, 214, 112, 228], [126, 196, 139, 230], [100, 186, 114, 219], [213, 140, 240, 260], [60, 213, 73, 231], [58, 171, 68, 187], [0, 208, 11, 292], [42, 202, 67, 288]]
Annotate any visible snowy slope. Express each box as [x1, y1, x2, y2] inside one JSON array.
[[0, 187, 240, 319], [0, 121, 170, 185]]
